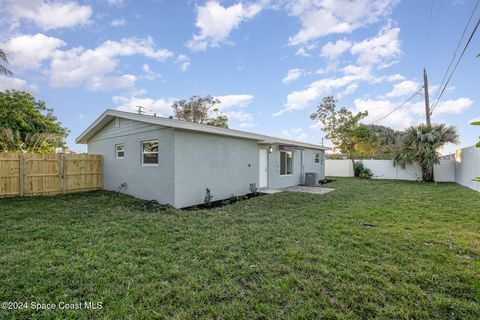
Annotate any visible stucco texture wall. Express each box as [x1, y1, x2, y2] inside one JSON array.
[[87, 118, 176, 205], [267, 147, 325, 189], [173, 129, 259, 208], [303, 149, 325, 180], [455, 146, 480, 192]]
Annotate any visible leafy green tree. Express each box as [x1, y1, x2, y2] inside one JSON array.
[[0, 90, 68, 152], [0, 49, 13, 76], [172, 95, 229, 128], [206, 108, 228, 128], [393, 123, 458, 182], [310, 96, 368, 176], [354, 125, 403, 159], [472, 120, 480, 182]]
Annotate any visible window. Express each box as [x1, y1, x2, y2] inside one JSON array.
[[116, 144, 125, 159], [314, 152, 320, 163], [142, 140, 159, 165], [280, 151, 293, 175]]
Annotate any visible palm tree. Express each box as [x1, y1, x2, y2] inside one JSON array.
[[0, 49, 13, 76], [0, 128, 64, 153], [472, 120, 480, 148], [393, 123, 459, 182]]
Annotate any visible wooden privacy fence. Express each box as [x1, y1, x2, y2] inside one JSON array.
[[0, 153, 103, 197]]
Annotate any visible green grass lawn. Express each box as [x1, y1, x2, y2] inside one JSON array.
[[1, 178, 479, 319]]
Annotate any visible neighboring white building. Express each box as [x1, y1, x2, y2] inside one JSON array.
[[77, 109, 327, 207]]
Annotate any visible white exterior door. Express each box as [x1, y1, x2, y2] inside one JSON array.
[[259, 149, 268, 188]]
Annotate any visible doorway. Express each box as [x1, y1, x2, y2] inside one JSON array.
[[259, 149, 268, 188]]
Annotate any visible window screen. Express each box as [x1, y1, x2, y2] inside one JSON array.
[[142, 140, 159, 165], [280, 151, 293, 175], [116, 144, 125, 159]]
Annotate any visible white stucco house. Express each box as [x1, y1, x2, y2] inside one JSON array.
[[76, 109, 327, 208]]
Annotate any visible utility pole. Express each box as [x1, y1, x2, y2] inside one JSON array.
[[423, 68, 431, 126]]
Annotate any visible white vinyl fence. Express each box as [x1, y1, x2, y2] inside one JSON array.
[[454, 145, 480, 192], [326, 145, 479, 191]]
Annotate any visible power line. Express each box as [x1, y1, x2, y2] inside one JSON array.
[[430, 0, 480, 108], [431, 16, 480, 114], [368, 87, 423, 125]]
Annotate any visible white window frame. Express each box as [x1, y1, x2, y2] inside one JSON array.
[[115, 143, 125, 159], [280, 151, 294, 176], [141, 140, 159, 166]]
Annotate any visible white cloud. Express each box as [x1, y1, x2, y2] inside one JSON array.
[[277, 33, 407, 117], [50, 37, 173, 90], [85, 74, 136, 91], [225, 110, 253, 122], [113, 92, 256, 121], [288, 8, 351, 46], [111, 18, 126, 27], [215, 94, 253, 109], [350, 25, 401, 66], [282, 69, 304, 84], [213, 94, 254, 127], [351, 96, 472, 129], [238, 122, 254, 128], [176, 55, 190, 71], [287, 0, 399, 46], [386, 80, 420, 97], [0, 75, 37, 92], [107, 0, 124, 6], [320, 39, 351, 60], [337, 83, 358, 98], [387, 74, 405, 82], [353, 98, 414, 129], [141, 64, 160, 80], [341, 64, 370, 76], [295, 43, 317, 57], [431, 98, 473, 115], [2, 33, 65, 70], [275, 73, 367, 116], [280, 128, 309, 141], [295, 47, 310, 57], [113, 92, 175, 116], [5, 0, 92, 30], [187, 1, 263, 51]]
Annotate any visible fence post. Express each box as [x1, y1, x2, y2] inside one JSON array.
[[98, 156, 103, 190], [19, 153, 24, 196], [60, 154, 66, 194]]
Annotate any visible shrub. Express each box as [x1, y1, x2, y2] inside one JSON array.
[[228, 194, 240, 203], [249, 183, 258, 194], [204, 188, 213, 206], [354, 161, 373, 179]]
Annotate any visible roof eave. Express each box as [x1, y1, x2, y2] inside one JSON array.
[[75, 109, 112, 144], [76, 109, 329, 150]]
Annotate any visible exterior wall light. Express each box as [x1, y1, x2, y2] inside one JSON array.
[[268, 146, 273, 153]]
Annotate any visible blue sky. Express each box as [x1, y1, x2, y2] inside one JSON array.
[[1, 0, 479, 153]]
